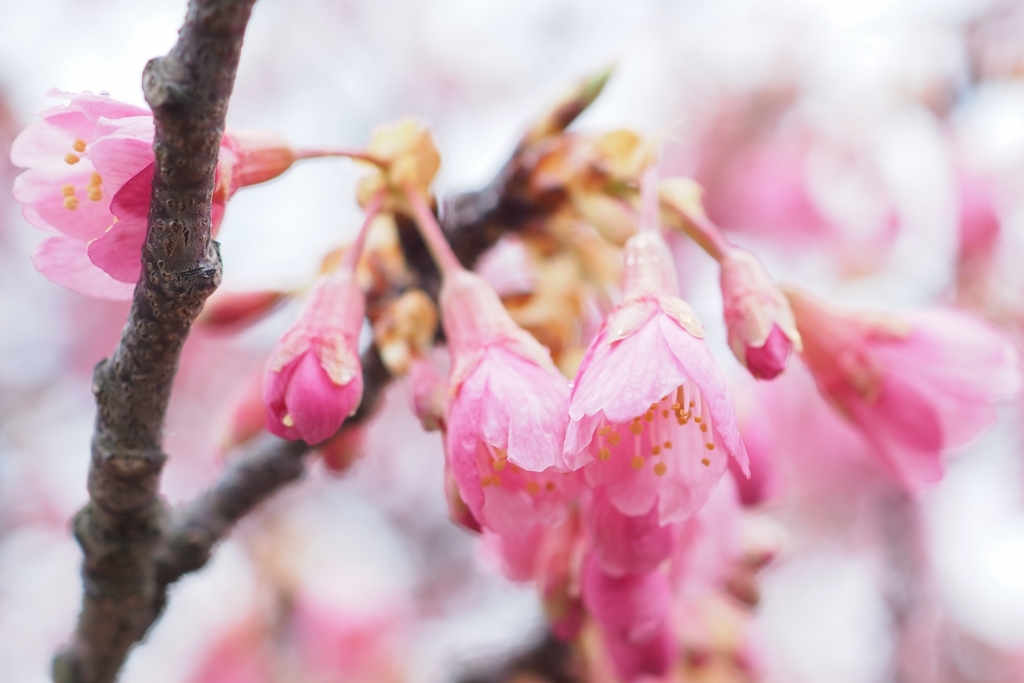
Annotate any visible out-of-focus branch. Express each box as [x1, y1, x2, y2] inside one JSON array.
[[458, 634, 581, 683], [53, 1, 256, 681]]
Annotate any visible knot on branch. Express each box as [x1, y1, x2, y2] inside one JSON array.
[[142, 56, 189, 112]]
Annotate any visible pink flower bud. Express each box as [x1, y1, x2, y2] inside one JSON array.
[[787, 288, 1021, 490], [719, 248, 801, 380], [264, 271, 365, 445]]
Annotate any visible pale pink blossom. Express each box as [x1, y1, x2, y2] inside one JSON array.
[[263, 269, 365, 445], [564, 175, 748, 525], [11, 90, 313, 299], [787, 289, 1021, 490], [582, 555, 677, 682], [404, 187, 573, 540], [719, 247, 801, 380], [587, 486, 674, 577]]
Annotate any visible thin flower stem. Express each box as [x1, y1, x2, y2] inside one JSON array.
[[294, 148, 387, 167], [665, 197, 733, 262], [403, 184, 464, 277], [640, 166, 661, 234], [340, 191, 385, 272]]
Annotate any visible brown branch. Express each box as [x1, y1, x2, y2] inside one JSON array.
[[53, 1, 256, 681]]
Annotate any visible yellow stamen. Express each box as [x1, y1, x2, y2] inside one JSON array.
[[598, 425, 612, 436], [90, 172, 102, 186], [631, 456, 645, 470], [72, 138, 87, 153], [701, 457, 711, 466], [654, 462, 668, 477], [545, 482, 555, 491], [64, 153, 80, 164], [607, 433, 621, 446], [598, 447, 611, 461], [282, 415, 294, 427], [700, 423, 707, 433], [510, 464, 521, 474], [493, 459, 506, 472], [705, 443, 715, 451], [663, 441, 672, 449], [63, 196, 79, 210], [662, 410, 669, 418], [526, 482, 540, 495], [651, 446, 661, 456], [629, 421, 644, 435], [644, 411, 654, 423], [88, 186, 102, 201], [61, 184, 75, 197], [694, 416, 702, 424]]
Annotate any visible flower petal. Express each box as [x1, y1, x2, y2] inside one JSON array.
[[31, 234, 135, 300]]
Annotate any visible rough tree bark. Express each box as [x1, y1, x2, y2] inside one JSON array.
[[51, 5, 606, 677], [52, 1, 257, 681]]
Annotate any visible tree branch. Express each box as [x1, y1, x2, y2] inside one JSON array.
[[53, 1, 256, 681]]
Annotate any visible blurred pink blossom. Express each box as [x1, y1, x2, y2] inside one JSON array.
[[788, 289, 1021, 490]]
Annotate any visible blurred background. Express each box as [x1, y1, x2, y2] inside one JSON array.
[[2, 0, 1024, 681]]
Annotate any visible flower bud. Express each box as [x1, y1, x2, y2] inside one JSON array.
[[719, 248, 801, 379], [264, 271, 365, 445]]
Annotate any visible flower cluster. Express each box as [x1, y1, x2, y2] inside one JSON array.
[[14, 72, 1022, 683]]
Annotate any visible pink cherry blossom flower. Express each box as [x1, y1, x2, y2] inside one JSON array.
[[719, 247, 801, 380], [404, 187, 573, 539], [263, 197, 383, 445], [11, 90, 325, 299], [787, 288, 1022, 490], [564, 172, 749, 524], [582, 555, 677, 682]]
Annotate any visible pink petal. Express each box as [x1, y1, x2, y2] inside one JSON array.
[[589, 487, 673, 576], [10, 119, 89, 168], [87, 216, 146, 283], [89, 133, 155, 194], [41, 89, 149, 122], [660, 314, 749, 474], [13, 163, 114, 240], [284, 350, 361, 445], [31, 234, 135, 300]]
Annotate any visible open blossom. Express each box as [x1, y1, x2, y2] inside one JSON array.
[[442, 268, 573, 539], [11, 90, 308, 299], [787, 288, 1022, 490], [403, 186, 574, 542], [719, 247, 801, 380], [264, 269, 365, 445], [564, 193, 749, 524]]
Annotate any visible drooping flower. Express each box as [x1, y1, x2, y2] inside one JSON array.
[[11, 90, 327, 299], [564, 171, 749, 524], [787, 288, 1022, 490], [263, 197, 383, 445], [719, 247, 801, 380], [263, 269, 366, 445], [581, 555, 677, 682], [403, 185, 574, 542]]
